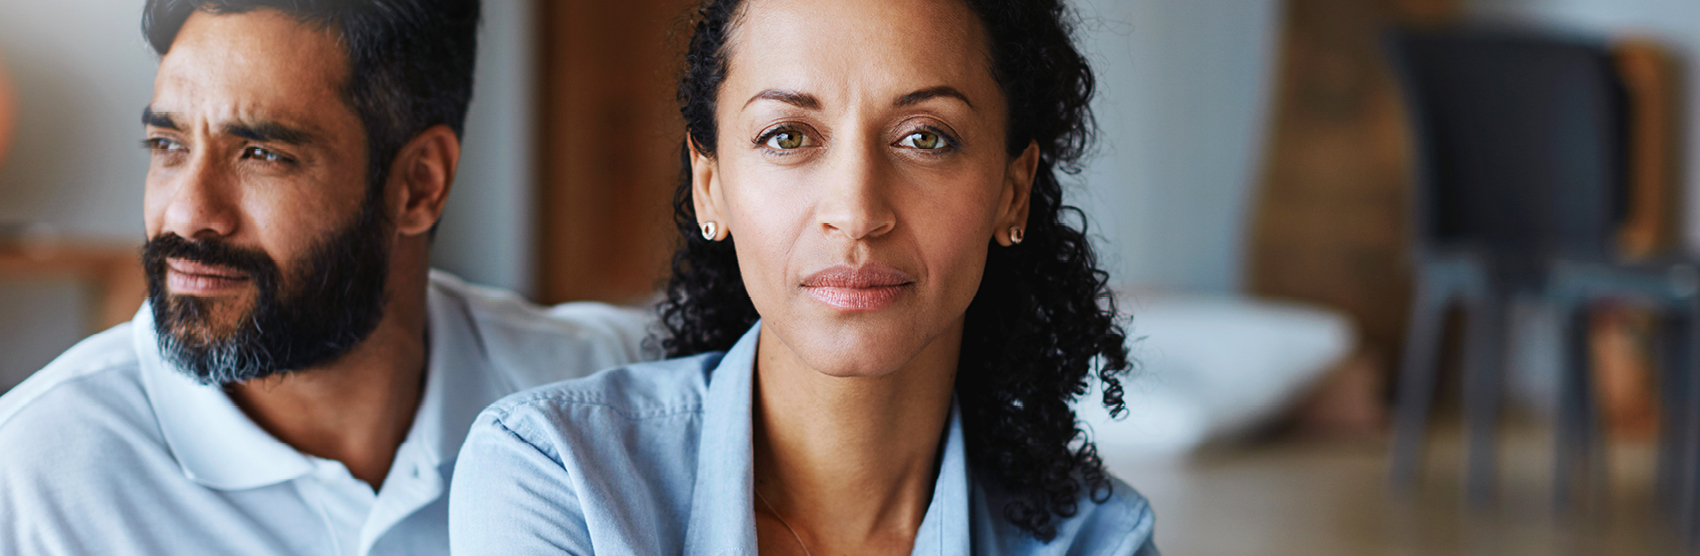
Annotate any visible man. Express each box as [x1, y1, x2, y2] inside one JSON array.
[[0, 1, 652, 554]]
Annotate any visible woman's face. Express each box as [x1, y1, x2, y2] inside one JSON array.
[[694, 0, 1037, 378]]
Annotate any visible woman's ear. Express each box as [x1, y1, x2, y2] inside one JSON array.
[[389, 124, 461, 237], [994, 140, 1039, 247], [690, 135, 729, 241]]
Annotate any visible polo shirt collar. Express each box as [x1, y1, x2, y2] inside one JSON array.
[[682, 321, 973, 555], [136, 281, 502, 491], [413, 280, 504, 468], [135, 305, 314, 490]]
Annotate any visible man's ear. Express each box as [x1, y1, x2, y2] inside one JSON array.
[[689, 135, 728, 241], [994, 140, 1039, 247], [389, 124, 460, 236]]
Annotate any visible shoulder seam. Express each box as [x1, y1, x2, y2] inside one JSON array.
[[487, 411, 565, 464], [1108, 487, 1156, 554], [0, 361, 138, 431], [492, 393, 703, 421]]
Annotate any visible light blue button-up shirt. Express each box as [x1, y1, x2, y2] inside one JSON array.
[[0, 271, 652, 556], [450, 323, 1159, 555]]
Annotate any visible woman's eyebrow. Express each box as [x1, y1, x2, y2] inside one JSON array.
[[744, 89, 820, 111], [895, 86, 973, 110]]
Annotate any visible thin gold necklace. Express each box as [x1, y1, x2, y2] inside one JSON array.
[[755, 486, 814, 556]]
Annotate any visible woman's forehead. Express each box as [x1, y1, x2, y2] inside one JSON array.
[[722, 0, 998, 110]]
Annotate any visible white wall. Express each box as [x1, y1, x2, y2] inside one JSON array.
[[1072, 0, 1284, 293], [0, 2, 155, 239], [1468, 0, 1700, 253], [0, 1, 156, 390], [0, 0, 538, 387], [432, 0, 538, 297]]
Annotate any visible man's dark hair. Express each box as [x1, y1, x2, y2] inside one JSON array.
[[142, 0, 480, 193]]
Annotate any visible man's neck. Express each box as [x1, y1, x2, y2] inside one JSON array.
[[227, 275, 430, 490]]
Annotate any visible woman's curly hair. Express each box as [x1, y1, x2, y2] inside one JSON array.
[[659, 0, 1130, 541]]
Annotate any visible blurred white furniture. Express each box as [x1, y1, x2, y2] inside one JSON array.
[[1076, 294, 1356, 460]]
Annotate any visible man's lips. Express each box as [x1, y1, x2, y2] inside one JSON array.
[[801, 264, 915, 311], [165, 258, 251, 295]]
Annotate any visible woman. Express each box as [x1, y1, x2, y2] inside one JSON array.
[[448, 0, 1156, 553]]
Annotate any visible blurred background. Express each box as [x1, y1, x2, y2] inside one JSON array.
[[2, 0, 1698, 553]]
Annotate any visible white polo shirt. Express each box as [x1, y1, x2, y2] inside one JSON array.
[[0, 271, 653, 556]]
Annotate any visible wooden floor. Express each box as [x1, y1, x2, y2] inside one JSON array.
[[1107, 423, 1685, 555]]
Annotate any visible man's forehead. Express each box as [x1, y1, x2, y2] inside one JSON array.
[[149, 9, 353, 138]]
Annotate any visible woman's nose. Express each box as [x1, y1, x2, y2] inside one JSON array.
[[815, 142, 896, 241]]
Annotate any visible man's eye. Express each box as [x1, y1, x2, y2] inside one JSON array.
[[762, 130, 811, 150], [243, 147, 286, 163], [898, 130, 949, 150], [142, 137, 185, 153]]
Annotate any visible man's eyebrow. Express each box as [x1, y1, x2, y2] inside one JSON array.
[[142, 107, 179, 130], [744, 89, 821, 111], [895, 86, 974, 110], [222, 120, 317, 145], [142, 108, 318, 145]]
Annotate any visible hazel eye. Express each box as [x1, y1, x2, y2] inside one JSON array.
[[763, 129, 810, 150], [899, 130, 948, 150]]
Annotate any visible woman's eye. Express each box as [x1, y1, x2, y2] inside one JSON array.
[[243, 146, 286, 163], [899, 130, 949, 150], [762, 129, 811, 150]]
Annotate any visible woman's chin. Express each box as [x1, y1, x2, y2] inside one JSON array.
[[800, 358, 908, 379], [782, 329, 942, 379], [758, 304, 964, 380]]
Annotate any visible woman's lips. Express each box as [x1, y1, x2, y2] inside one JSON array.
[[165, 259, 251, 296], [801, 265, 915, 312]]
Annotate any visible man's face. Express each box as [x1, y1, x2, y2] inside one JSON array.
[[141, 9, 391, 384]]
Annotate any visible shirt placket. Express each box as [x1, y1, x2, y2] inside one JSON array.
[[357, 441, 445, 556], [298, 457, 377, 556]]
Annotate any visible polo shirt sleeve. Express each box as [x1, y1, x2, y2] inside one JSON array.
[[542, 301, 658, 363]]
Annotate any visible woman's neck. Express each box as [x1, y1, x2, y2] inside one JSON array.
[[751, 321, 961, 555]]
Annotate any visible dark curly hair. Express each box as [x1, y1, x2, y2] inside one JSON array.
[[659, 0, 1130, 541]]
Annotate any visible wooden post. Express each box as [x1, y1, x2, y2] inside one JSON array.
[[535, 0, 696, 304], [1247, 0, 1459, 375]]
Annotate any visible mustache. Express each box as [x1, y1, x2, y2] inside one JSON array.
[[142, 233, 276, 279]]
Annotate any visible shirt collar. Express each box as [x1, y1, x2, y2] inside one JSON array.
[[136, 279, 503, 491], [682, 322, 973, 556], [135, 305, 314, 490], [684, 322, 763, 554], [414, 278, 505, 468], [912, 398, 971, 556]]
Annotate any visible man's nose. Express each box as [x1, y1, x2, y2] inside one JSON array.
[[157, 154, 239, 240], [815, 142, 897, 241]]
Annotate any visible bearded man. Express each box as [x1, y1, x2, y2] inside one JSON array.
[[0, 1, 652, 554]]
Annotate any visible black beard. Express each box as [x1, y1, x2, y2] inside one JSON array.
[[142, 193, 391, 385]]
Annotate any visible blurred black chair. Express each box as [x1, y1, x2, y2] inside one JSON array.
[[1385, 27, 1699, 513]]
